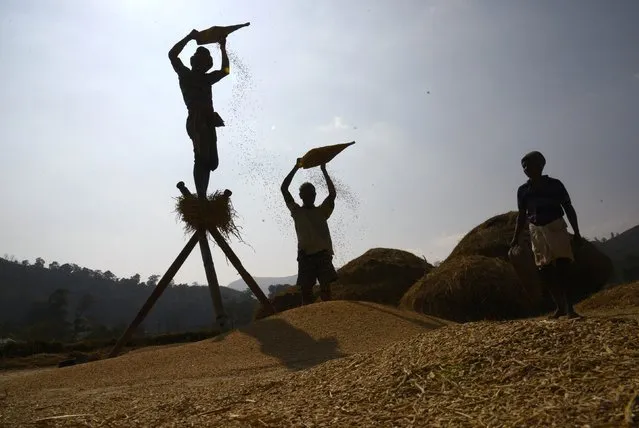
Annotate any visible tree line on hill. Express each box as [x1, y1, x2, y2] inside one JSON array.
[[0, 256, 258, 343]]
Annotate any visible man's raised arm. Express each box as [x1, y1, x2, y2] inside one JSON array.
[[207, 38, 230, 84], [321, 164, 336, 203], [281, 161, 300, 207], [169, 30, 197, 73]]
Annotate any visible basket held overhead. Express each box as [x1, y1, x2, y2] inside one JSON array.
[[195, 23, 251, 45], [297, 141, 356, 169]]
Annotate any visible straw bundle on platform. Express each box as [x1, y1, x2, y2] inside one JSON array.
[[175, 191, 242, 242]]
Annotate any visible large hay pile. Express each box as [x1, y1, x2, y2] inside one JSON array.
[[333, 248, 433, 304], [402, 212, 614, 322], [449, 211, 522, 260], [400, 255, 534, 322], [175, 191, 242, 241], [254, 248, 433, 319]]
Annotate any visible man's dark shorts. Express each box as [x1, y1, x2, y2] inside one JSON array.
[[296, 250, 338, 289], [186, 110, 224, 171]]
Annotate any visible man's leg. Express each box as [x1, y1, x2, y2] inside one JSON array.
[[189, 118, 219, 200], [296, 253, 316, 305], [555, 258, 581, 318], [538, 264, 566, 319], [317, 252, 338, 302]]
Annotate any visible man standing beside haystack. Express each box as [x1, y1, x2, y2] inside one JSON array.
[[281, 161, 338, 305], [169, 30, 229, 200], [511, 151, 583, 319]]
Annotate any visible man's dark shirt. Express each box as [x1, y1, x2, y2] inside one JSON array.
[[170, 57, 226, 113], [517, 175, 571, 226]]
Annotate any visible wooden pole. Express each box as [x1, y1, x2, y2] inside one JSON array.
[[108, 232, 199, 358], [176, 181, 275, 316], [176, 182, 228, 330], [207, 228, 274, 315], [197, 226, 229, 330]]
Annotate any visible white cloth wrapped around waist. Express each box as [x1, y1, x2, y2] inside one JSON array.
[[529, 217, 574, 267]]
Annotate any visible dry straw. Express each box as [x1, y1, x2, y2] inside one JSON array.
[[2, 290, 638, 426], [400, 255, 535, 322], [175, 191, 243, 243]]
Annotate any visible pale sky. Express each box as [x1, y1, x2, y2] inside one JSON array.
[[1, 0, 638, 288]]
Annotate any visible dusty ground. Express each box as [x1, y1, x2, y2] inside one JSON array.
[[1, 287, 638, 427]]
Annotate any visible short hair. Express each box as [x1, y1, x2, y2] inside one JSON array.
[[299, 182, 315, 193], [521, 151, 546, 168], [190, 47, 212, 68]]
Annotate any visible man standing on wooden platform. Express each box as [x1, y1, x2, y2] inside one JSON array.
[[281, 162, 339, 305], [169, 29, 229, 199]]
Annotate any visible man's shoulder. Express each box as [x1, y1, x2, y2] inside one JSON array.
[[517, 181, 530, 195], [543, 176, 565, 188]]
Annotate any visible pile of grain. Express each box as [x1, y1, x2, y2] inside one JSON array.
[[1, 301, 450, 426], [576, 281, 639, 314], [5, 314, 636, 427], [198, 316, 638, 427]]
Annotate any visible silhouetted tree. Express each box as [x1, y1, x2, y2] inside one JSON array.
[[147, 274, 160, 287]]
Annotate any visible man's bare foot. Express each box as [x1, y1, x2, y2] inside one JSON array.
[[547, 309, 565, 319], [566, 311, 583, 320]]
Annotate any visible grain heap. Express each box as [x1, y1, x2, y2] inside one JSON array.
[[4, 313, 637, 426], [576, 281, 639, 315], [1, 301, 450, 426]]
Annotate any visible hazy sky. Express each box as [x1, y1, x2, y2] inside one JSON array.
[[1, 0, 638, 288]]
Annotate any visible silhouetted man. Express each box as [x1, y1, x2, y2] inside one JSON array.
[[281, 161, 338, 305], [169, 29, 229, 199], [511, 151, 582, 319]]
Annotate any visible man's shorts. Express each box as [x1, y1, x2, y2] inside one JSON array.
[[529, 217, 574, 268], [186, 110, 224, 171], [296, 250, 338, 288]]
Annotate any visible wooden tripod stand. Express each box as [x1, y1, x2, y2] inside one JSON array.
[[108, 181, 275, 358]]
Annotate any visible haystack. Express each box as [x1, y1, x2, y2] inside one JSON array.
[[445, 211, 613, 305], [332, 248, 433, 304], [254, 248, 433, 319], [174, 190, 242, 242], [400, 255, 534, 322]]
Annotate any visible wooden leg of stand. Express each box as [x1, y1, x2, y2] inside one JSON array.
[[176, 181, 276, 316], [108, 233, 199, 358], [208, 227, 275, 315], [197, 227, 228, 330]]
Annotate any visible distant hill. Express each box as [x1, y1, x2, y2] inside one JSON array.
[[593, 225, 639, 283], [226, 275, 298, 294], [0, 258, 259, 341]]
